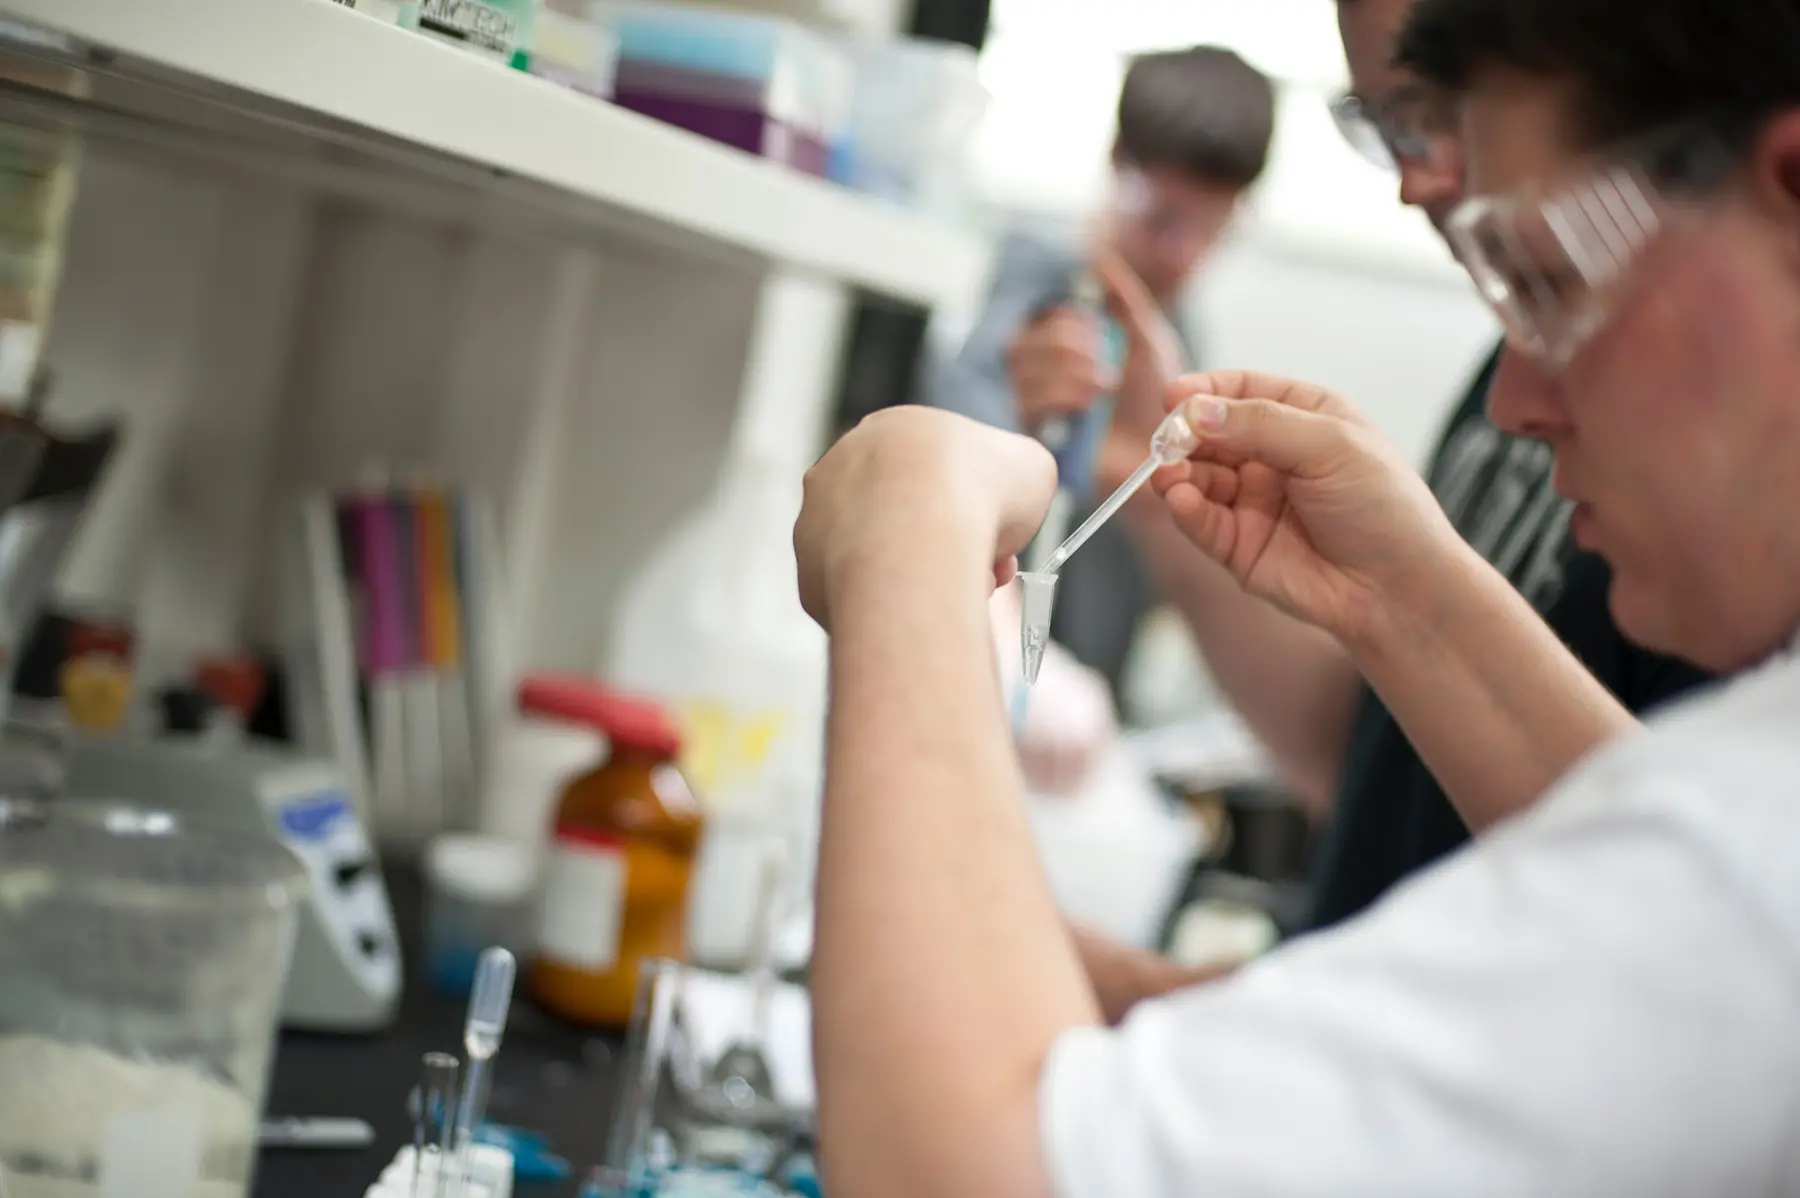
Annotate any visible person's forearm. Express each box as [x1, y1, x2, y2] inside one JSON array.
[[1125, 500, 1363, 816], [1069, 924, 1233, 1024], [814, 538, 1098, 1198], [1350, 540, 1637, 833]]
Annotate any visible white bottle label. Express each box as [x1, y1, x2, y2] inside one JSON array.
[[536, 829, 626, 970]]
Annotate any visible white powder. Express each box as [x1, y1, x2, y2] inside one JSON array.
[[0, 1035, 255, 1198]]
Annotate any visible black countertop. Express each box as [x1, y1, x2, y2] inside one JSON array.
[[256, 869, 624, 1198]]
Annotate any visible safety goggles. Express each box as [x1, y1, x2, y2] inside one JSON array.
[[1447, 125, 1741, 371], [1329, 85, 1457, 172]]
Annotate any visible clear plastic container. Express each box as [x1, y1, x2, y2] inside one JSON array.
[[0, 800, 309, 1198], [838, 38, 987, 213]]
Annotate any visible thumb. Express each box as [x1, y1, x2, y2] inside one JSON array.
[[1179, 394, 1356, 480]]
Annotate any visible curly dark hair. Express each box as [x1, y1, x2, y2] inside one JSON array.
[[1395, 0, 1800, 149]]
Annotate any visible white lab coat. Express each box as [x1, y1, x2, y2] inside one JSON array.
[[1045, 642, 1800, 1196]]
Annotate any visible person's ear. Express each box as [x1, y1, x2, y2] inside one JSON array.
[[1750, 110, 1800, 232]]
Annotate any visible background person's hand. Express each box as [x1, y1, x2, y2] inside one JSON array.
[[1152, 370, 1464, 644], [1008, 306, 1105, 430], [1089, 251, 1186, 494], [1006, 252, 1181, 441], [795, 407, 1058, 631]]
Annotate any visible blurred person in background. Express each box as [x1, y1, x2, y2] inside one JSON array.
[[932, 44, 1275, 706], [1027, 0, 1709, 998], [797, 0, 1800, 1189]]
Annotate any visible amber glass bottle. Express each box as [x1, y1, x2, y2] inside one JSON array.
[[526, 676, 704, 1028]]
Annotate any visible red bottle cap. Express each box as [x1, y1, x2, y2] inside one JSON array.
[[518, 674, 681, 756]]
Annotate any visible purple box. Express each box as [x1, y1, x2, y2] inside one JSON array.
[[614, 90, 829, 174], [612, 59, 831, 176]]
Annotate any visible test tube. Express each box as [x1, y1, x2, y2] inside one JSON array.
[[413, 1051, 460, 1198], [1018, 572, 1059, 687]]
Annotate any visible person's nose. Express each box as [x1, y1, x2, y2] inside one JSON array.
[[1397, 135, 1464, 212], [1398, 156, 1461, 212], [1486, 348, 1569, 440]]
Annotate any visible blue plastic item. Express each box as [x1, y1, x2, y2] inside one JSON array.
[[1042, 308, 1127, 500], [477, 1124, 570, 1183]]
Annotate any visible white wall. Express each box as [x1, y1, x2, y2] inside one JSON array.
[[33, 140, 775, 691], [1194, 237, 1497, 468]]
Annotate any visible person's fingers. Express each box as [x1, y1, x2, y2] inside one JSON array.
[[1018, 308, 1101, 357], [1010, 343, 1096, 386], [1012, 315, 1105, 422], [1153, 460, 1240, 507], [1164, 371, 1371, 426], [1170, 394, 1360, 482], [1093, 249, 1165, 345], [1161, 480, 1238, 564], [993, 556, 1018, 591], [1013, 358, 1103, 418]]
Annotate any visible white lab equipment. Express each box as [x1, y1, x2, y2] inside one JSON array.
[[366, 1144, 513, 1198], [58, 733, 403, 1032]]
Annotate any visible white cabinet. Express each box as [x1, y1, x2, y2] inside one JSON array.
[[1, 0, 989, 679]]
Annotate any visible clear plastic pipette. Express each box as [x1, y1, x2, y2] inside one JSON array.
[[1020, 408, 1201, 685], [450, 947, 517, 1195], [1041, 408, 1201, 576]]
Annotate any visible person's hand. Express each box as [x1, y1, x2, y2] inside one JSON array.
[[1090, 252, 1187, 495], [795, 407, 1058, 631], [1152, 370, 1465, 644], [1092, 250, 1184, 440], [1006, 251, 1181, 441]]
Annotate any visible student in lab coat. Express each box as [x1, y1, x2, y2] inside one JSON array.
[[791, 0, 1800, 1192]]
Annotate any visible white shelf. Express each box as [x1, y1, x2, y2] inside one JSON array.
[[0, 0, 989, 306]]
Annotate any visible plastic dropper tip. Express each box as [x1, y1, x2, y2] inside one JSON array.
[[469, 947, 517, 1036], [1151, 408, 1203, 465]]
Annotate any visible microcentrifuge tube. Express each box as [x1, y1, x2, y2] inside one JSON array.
[[1018, 571, 1059, 686]]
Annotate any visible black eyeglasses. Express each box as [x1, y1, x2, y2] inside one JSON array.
[[1329, 85, 1457, 172]]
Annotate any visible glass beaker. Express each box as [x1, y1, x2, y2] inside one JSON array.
[[0, 799, 309, 1198], [597, 959, 816, 1197]]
